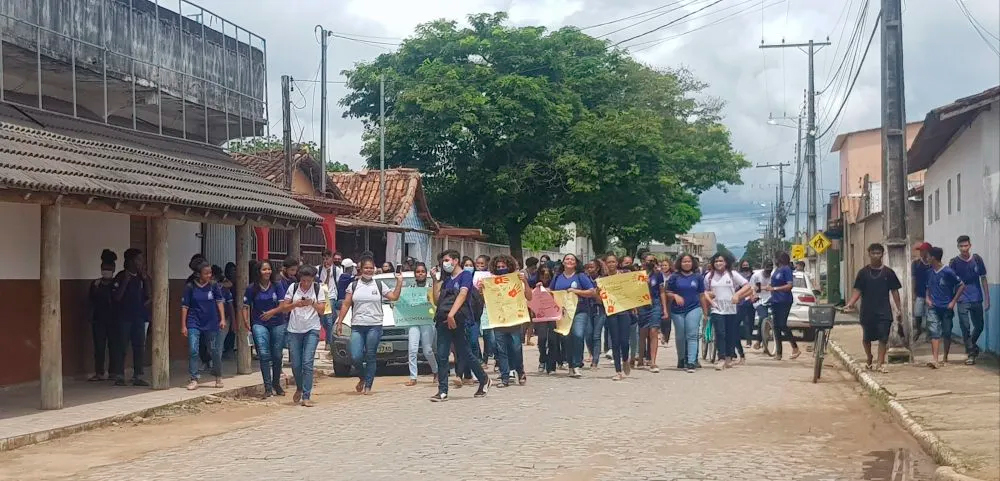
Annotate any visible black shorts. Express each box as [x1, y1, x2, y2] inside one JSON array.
[[861, 319, 892, 343]]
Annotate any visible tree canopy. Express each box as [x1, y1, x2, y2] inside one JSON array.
[[340, 12, 746, 259]]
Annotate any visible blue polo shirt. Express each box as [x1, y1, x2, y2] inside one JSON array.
[[648, 272, 665, 305], [912, 259, 932, 298], [243, 282, 284, 327], [949, 255, 987, 303], [770, 266, 795, 305], [667, 271, 704, 314], [926, 266, 963, 308], [181, 281, 225, 331], [550, 271, 595, 316]]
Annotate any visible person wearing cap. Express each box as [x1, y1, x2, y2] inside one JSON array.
[[911, 242, 933, 342], [335, 259, 357, 313]]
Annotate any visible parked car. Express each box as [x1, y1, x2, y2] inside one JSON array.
[[787, 271, 822, 342], [330, 272, 433, 377]]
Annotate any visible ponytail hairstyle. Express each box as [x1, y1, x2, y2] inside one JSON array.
[[100, 249, 118, 271]]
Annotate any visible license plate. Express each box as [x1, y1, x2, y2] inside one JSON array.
[[376, 342, 394, 354]]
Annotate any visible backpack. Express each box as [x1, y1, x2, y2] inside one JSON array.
[[292, 281, 321, 300], [350, 278, 385, 298], [467, 286, 486, 322]]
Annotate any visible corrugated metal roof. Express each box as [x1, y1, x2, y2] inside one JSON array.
[[908, 86, 1000, 174], [0, 102, 320, 223]]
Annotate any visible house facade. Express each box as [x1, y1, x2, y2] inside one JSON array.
[[908, 86, 1000, 354]]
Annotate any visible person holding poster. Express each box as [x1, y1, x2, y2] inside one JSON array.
[[584, 259, 608, 369], [549, 254, 597, 379], [667, 254, 708, 373], [637, 257, 669, 373], [488, 255, 532, 387], [704, 254, 753, 370], [404, 263, 438, 386], [601, 253, 636, 380], [532, 266, 563, 374]]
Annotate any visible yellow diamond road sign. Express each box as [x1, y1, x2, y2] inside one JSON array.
[[791, 244, 807, 260], [809, 232, 832, 255]]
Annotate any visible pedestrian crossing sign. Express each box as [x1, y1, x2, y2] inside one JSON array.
[[791, 244, 807, 260], [809, 232, 832, 255]]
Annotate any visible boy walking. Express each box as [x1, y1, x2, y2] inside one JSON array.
[[948, 235, 990, 364], [925, 247, 966, 368], [846, 243, 902, 373]]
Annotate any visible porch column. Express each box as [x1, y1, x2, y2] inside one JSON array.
[[149, 217, 170, 390], [253, 227, 270, 260], [320, 214, 337, 252], [235, 224, 252, 374], [39, 203, 62, 410], [287, 228, 301, 261]]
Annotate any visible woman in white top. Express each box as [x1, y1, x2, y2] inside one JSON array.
[[282, 265, 328, 407], [703, 253, 753, 370], [749, 260, 774, 351], [334, 256, 403, 395]]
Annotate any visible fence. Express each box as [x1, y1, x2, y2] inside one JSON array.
[[430, 236, 561, 264]]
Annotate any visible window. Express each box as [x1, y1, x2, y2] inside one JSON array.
[[935, 188, 940, 221], [927, 194, 932, 225], [947, 179, 952, 215], [957, 173, 961, 212]]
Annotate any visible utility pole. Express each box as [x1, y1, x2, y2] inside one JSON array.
[[379, 75, 386, 223], [881, 0, 912, 360], [316, 26, 332, 193], [794, 102, 804, 244], [760, 39, 830, 242], [757, 162, 792, 240], [281, 75, 292, 191]]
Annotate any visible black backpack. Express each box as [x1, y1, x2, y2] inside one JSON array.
[[349, 278, 385, 298], [292, 281, 321, 300], [468, 286, 486, 321]]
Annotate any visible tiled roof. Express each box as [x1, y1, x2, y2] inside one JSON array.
[[0, 102, 320, 223], [230, 148, 357, 214], [328, 168, 438, 229]]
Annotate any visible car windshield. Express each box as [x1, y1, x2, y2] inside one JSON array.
[[793, 276, 807, 288]]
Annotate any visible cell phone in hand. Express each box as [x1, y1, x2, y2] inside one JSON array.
[[395, 265, 402, 274]]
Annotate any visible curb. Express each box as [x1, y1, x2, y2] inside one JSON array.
[[828, 341, 989, 481], [0, 377, 284, 453]]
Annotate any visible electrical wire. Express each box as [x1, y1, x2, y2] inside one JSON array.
[[817, 10, 881, 140], [819, 0, 870, 95], [817, 0, 873, 128], [952, 0, 1000, 55], [329, 33, 399, 51], [626, 0, 780, 51], [577, 0, 688, 31], [597, 0, 704, 39], [612, 0, 726, 46]]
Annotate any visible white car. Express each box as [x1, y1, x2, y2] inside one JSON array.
[[787, 271, 822, 342], [340, 271, 412, 327]]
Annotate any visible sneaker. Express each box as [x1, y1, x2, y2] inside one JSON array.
[[570, 367, 583, 378], [518, 374, 527, 386], [790, 349, 802, 360], [685, 364, 695, 373], [623, 363, 631, 377], [474, 378, 492, 398], [273, 384, 285, 396], [131, 378, 150, 387], [605, 349, 613, 360], [214, 378, 224, 388], [430, 392, 449, 402], [496, 381, 510, 388], [186, 380, 199, 390], [965, 356, 976, 366], [301, 399, 315, 407], [677, 361, 685, 369], [538, 363, 545, 373], [650, 366, 660, 373], [714, 361, 724, 371]]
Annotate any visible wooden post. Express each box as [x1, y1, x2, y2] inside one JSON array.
[[287, 227, 301, 261], [149, 217, 170, 389], [39, 203, 62, 410], [235, 223, 252, 374]]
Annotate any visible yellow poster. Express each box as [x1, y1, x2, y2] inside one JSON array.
[[482, 273, 530, 328], [551, 290, 578, 336], [597, 271, 652, 314]]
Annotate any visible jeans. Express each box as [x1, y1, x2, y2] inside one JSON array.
[[496, 327, 524, 383], [629, 319, 640, 360], [603, 319, 613, 352], [251, 323, 287, 392], [459, 322, 483, 379], [482, 328, 497, 362], [187, 328, 221, 380], [91, 321, 113, 377], [320, 313, 335, 348], [350, 325, 383, 390], [771, 302, 798, 357], [660, 316, 672, 344], [287, 330, 320, 400], [585, 309, 607, 365], [435, 323, 487, 394], [671, 309, 702, 367], [754, 305, 770, 342], [607, 312, 632, 373], [568, 311, 590, 369], [535, 321, 561, 372], [956, 302, 985, 357], [710, 313, 740, 360], [114, 320, 147, 379], [408, 325, 438, 379], [738, 303, 755, 341]]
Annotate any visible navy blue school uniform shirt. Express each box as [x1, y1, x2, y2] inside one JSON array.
[[667, 271, 705, 314], [912, 259, 932, 299], [336, 272, 354, 301], [648, 271, 666, 306], [927, 266, 963, 308], [182, 281, 225, 331], [113, 271, 149, 324], [442, 270, 476, 322], [550, 271, 595, 316], [770, 265, 795, 305], [243, 282, 284, 327], [949, 255, 987, 303]]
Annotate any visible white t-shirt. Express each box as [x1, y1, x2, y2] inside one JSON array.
[[704, 270, 748, 315], [345, 278, 390, 326], [285, 282, 329, 333], [749, 270, 772, 306]]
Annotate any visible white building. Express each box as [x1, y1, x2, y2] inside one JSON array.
[[908, 85, 1000, 354]]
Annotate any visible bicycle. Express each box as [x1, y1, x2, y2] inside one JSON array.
[[700, 314, 717, 364], [809, 305, 837, 383], [755, 302, 776, 357]]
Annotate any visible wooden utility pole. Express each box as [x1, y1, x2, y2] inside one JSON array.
[[39, 203, 62, 410], [150, 217, 170, 389]]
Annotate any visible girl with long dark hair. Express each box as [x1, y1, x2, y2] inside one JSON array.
[[602, 253, 633, 380], [243, 260, 287, 398], [638, 256, 668, 373], [769, 252, 801, 360], [584, 258, 608, 369], [181, 260, 227, 390], [533, 265, 562, 374], [666, 254, 707, 373], [736, 260, 756, 360], [704, 254, 752, 370], [489, 255, 532, 387], [550, 253, 597, 378]]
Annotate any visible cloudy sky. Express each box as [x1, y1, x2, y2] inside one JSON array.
[[199, 0, 999, 257]]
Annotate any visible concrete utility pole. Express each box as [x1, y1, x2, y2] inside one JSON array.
[[760, 39, 830, 242], [794, 100, 804, 244], [281, 75, 292, 191], [881, 0, 912, 360], [379, 75, 386, 223], [757, 162, 792, 237], [317, 26, 332, 194]]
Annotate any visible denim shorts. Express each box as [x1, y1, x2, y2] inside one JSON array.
[[638, 302, 663, 330], [925, 306, 944, 339], [912, 297, 926, 317]]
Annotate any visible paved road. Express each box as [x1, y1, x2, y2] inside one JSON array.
[[70, 344, 936, 481]]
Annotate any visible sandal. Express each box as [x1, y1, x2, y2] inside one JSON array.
[[926, 362, 937, 369], [789, 350, 801, 360], [518, 374, 527, 386], [88, 374, 104, 382], [405, 379, 417, 386], [355, 380, 364, 393]]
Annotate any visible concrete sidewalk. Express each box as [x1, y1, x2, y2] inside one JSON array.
[[830, 322, 1000, 481]]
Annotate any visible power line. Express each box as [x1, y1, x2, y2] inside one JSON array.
[[577, 0, 688, 31], [328, 31, 404, 41], [626, 0, 781, 51], [329, 33, 399, 51], [597, 0, 703, 39], [819, 0, 870, 95], [952, 0, 1000, 55], [817, 9, 880, 140], [612, 0, 726, 46]]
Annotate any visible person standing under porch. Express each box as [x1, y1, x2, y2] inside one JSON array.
[[949, 235, 990, 365], [89, 249, 118, 382], [112, 248, 151, 387], [846, 243, 903, 373]]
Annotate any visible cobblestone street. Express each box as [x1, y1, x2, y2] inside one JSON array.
[[10, 344, 936, 481]]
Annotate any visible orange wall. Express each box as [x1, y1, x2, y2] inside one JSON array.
[[838, 123, 924, 222], [291, 169, 322, 197]]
